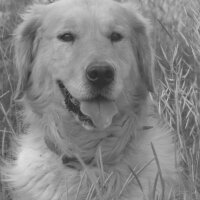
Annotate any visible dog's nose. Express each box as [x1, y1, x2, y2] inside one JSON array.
[[86, 64, 115, 88]]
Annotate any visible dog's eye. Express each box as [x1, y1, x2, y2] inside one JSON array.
[[109, 32, 123, 42], [57, 32, 76, 42]]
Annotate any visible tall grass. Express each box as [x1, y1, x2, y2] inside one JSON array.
[[144, 0, 200, 198], [0, 0, 200, 199]]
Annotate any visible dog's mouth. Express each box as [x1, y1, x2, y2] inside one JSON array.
[[57, 80, 118, 130]]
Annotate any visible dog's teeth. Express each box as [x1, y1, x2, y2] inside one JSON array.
[[70, 97, 79, 105], [70, 97, 74, 102]]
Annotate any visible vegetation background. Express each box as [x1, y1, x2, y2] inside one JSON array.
[[0, 0, 199, 199]]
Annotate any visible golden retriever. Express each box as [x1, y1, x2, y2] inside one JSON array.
[[2, 0, 182, 199]]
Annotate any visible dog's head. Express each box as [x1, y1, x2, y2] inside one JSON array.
[[14, 0, 154, 131]]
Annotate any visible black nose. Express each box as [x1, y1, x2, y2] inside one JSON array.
[[86, 64, 115, 88]]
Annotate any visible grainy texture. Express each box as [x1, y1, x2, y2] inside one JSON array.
[[0, 0, 200, 199]]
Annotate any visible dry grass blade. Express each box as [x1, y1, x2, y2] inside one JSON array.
[[152, 172, 159, 200], [119, 158, 155, 197], [97, 146, 105, 184], [128, 166, 144, 193], [0, 91, 10, 99], [157, 18, 173, 40], [0, 128, 6, 156], [151, 143, 165, 200], [119, 172, 133, 197], [86, 183, 95, 200], [0, 103, 16, 135], [75, 153, 103, 200], [75, 171, 86, 200]]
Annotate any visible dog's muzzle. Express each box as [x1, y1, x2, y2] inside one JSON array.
[[57, 77, 118, 130], [57, 80, 94, 127]]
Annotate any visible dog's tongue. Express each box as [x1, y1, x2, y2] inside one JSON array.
[[80, 100, 118, 129]]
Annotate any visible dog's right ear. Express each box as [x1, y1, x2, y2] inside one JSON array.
[[14, 5, 44, 100]]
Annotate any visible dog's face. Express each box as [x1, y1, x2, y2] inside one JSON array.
[[15, 0, 154, 131]]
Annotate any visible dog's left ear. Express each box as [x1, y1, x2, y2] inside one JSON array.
[[14, 5, 45, 99], [122, 2, 155, 93]]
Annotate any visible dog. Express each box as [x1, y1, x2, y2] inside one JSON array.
[[2, 0, 181, 199]]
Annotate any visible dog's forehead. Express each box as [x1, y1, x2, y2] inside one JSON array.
[[43, 0, 129, 31]]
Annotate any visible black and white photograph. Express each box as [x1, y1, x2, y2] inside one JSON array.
[[0, 0, 200, 199]]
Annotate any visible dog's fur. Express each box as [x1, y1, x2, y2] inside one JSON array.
[[2, 0, 181, 199]]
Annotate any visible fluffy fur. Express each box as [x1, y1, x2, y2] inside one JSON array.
[[2, 0, 181, 199]]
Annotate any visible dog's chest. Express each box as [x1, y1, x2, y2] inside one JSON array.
[[11, 122, 177, 200], [13, 139, 126, 200]]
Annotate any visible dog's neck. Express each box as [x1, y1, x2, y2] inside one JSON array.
[[24, 93, 152, 169], [43, 99, 151, 170], [43, 111, 137, 166]]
